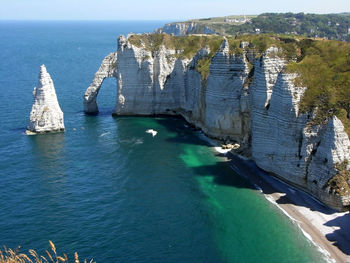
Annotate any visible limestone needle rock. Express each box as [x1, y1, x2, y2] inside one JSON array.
[[26, 65, 65, 134]]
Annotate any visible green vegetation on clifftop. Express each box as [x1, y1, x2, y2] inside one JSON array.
[[128, 34, 224, 59], [128, 34, 224, 82], [286, 39, 350, 134]]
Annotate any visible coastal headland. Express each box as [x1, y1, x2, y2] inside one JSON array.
[[83, 32, 350, 262]]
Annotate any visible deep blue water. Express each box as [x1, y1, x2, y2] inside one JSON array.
[[0, 21, 326, 262]]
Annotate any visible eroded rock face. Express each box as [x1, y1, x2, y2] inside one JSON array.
[[27, 65, 64, 134], [84, 34, 350, 210], [251, 49, 307, 186], [202, 40, 250, 143], [85, 35, 251, 143], [114, 36, 181, 115], [250, 49, 350, 209], [156, 22, 215, 36]]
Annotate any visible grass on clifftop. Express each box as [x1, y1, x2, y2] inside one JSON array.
[[0, 241, 94, 263], [286, 39, 350, 134], [128, 34, 224, 59], [128, 33, 305, 81], [128, 34, 224, 82], [195, 40, 223, 81], [227, 34, 304, 59]]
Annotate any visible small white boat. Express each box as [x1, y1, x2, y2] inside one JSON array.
[[146, 129, 158, 137]]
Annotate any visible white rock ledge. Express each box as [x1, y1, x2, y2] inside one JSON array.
[[26, 65, 65, 134]]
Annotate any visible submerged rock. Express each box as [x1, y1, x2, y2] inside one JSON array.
[[26, 65, 65, 134]]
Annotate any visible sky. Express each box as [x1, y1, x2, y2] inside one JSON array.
[[0, 0, 349, 21]]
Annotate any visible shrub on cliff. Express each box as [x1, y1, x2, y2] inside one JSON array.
[[326, 161, 350, 196]]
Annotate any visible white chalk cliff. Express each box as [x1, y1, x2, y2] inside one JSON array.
[[250, 50, 350, 208], [84, 35, 350, 210], [156, 22, 215, 36], [27, 65, 65, 134]]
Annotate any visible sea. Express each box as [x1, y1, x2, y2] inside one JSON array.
[[0, 21, 326, 262]]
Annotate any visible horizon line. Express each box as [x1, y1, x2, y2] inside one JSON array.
[[0, 19, 174, 22], [1, 11, 349, 22]]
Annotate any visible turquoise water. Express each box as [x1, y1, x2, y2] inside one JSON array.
[[0, 21, 325, 262]]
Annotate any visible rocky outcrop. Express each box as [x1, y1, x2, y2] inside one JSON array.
[[156, 22, 215, 36], [84, 52, 117, 113], [156, 22, 196, 36], [203, 26, 216, 35], [250, 48, 306, 185], [84, 35, 350, 210], [84, 35, 251, 142], [202, 40, 250, 143], [250, 49, 350, 209], [27, 65, 64, 134], [114, 35, 181, 115]]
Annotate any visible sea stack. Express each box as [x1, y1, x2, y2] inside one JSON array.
[[26, 65, 65, 134]]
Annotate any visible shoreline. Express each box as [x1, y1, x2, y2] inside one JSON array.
[[225, 152, 350, 263], [198, 133, 350, 263]]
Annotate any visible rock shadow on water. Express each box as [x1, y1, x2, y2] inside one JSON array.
[[28, 132, 65, 174], [145, 116, 256, 189], [82, 112, 102, 127], [89, 107, 115, 117], [81, 109, 116, 135], [154, 116, 211, 146], [191, 160, 257, 190], [28, 132, 64, 156], [324, 213, 350, 255]]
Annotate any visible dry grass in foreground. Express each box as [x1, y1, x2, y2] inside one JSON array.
[[0, 241, 95, 263]]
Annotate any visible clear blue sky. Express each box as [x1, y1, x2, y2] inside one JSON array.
[[0, 0, 349, 20]]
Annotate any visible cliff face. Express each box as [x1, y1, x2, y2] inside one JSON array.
[[85, 36, 251, 143], [250, 50, 350, 207], [115, 35, 182, 115], [27, 65, 64, 134], [156, 22, 215, 36], [201, 40, 250, 143], [84, 35, 350, 210]]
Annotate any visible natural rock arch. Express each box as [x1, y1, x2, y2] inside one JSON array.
[[84, 52, 117, 114]]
